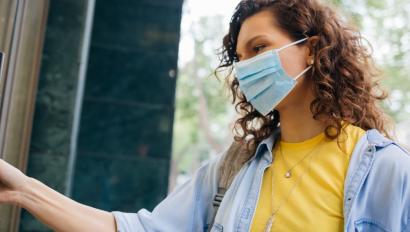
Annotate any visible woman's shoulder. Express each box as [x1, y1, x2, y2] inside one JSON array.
[[355, 135, 410, 232], [367, 128, 410, 175], [375, 141, 410, 174]]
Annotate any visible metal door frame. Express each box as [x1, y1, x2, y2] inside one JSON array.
[[0, 0, 49, 231]]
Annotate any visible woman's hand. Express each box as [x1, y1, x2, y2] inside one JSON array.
[[0, 158, 117, 232], [0, 158, 29, 206]]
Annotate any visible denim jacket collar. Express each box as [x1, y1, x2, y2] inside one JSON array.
[[247, 127, 394, 165], [245, 127, 279, 165]]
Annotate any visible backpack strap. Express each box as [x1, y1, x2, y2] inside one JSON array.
[[207, 140, 251, 231], [207, 128, 281, 231]]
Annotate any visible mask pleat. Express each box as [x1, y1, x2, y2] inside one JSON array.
[[234, 52, 279, 78], [241, 72, 275, 100]]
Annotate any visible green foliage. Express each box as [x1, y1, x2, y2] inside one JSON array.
[[339, 0, 410, 122], [172, 15, 233, 175]]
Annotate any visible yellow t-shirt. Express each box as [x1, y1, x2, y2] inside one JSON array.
[[250, 123, 366, 231]]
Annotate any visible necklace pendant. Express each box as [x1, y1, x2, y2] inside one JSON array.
[[264, 214, 275, 232], [284, 171, 292, 178]]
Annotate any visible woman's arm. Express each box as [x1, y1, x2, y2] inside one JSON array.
[[1, 148, 224, 232], [0, 159, 117, 232]]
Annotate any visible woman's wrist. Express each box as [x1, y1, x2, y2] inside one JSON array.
[[3, 175, 34, 208], [18, 177, 41, 210]]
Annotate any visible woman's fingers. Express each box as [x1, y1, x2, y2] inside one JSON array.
[[0, 189, 20, 205], [0, 158, 27, 191], [0, 159, 28, 206], [0, 159, 13, 188], [0, 181, 6, 191]]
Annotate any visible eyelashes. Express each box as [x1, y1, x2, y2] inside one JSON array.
[[253, 44, 267, 53], [236, 44, 268, 61]]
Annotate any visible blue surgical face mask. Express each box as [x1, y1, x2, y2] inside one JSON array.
[[233, 37, 311, 115]]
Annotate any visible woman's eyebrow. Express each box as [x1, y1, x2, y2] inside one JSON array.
[[236, 35, 269, 57]]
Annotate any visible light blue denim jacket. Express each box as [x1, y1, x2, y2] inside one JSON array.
[[112, 129, 410, 232]]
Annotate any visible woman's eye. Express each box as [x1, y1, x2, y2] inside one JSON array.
[[253, 44, 266, 53]]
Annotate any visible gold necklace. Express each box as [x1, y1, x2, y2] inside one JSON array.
[[279, 139, 320, 178], [263, 137, 325, 232]]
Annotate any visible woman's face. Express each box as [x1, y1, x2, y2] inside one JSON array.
[[235, 10, 313, 111]]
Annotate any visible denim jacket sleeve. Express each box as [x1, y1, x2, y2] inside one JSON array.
[[111, 154, 223, 232], [380, 143, 410, 231], [350, 142, 410, 232]]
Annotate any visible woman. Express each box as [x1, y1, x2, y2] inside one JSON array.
[[1, 0, 409, 231]]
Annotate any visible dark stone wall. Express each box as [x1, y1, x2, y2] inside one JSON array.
[[72, 0, 182, 212]]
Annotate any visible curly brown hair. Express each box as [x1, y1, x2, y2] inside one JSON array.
[[215, 0, 394, 152]]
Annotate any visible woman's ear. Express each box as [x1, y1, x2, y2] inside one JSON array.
[[306, 36, 319, 65]]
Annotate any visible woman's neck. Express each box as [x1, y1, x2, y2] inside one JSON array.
[[277, 102, 326, 143]]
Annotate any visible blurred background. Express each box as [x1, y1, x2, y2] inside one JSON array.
[[0, 0, 408, 231]]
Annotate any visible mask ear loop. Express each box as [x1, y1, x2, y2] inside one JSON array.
[[294, 66, 312, 81], [277, 37, 311, 81], [276, 37, 308, 52]]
